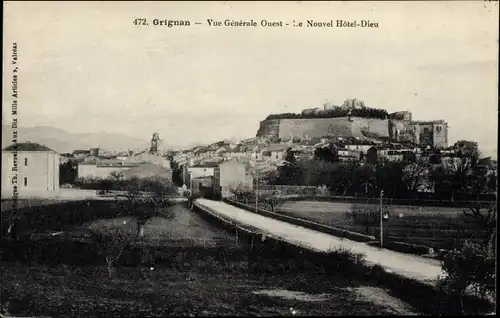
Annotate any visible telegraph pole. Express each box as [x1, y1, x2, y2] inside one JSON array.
[[189, 172, 193, 193], [255, 171, 259, 212], [380, 190, 384, 247]]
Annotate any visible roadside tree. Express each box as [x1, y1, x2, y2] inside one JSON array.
[[260, 191, 286, 212], [344, 203, 387, 236], [229, 183, 254, 204], [90, 225, 132, 277]]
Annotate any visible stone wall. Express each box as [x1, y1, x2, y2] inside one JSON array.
[[257, 116, 447, 147], [256, 117, 390, 140]]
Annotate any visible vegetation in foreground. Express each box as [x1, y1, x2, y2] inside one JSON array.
[[1, 176, 495, 316], [0, 198, 411, 317]]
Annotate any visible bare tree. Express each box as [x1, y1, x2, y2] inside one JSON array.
[[90, 226, 131, 277], [142, 176, 177, 219], [4, 200, 35, 240], [463, 202, 497, 249], [229, 183, 254, 204], [402, 159, 429, 197], [115, 176, 176, 238], [345, 203, 389, 236], [260, 191, 286, 212], [5, 214, 21, 240], [110, 171, 124, 182]]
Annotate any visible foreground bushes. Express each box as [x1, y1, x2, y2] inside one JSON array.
[[439, 241, 496, 314], [2, 228, 496, 315]]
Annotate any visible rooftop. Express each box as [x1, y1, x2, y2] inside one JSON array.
[[190, 162, 220, 168], [80, 158, 145, 167], [265, 144, 289, 152], [3, 142, 56, 152], [73, 149, 91, 154], [121, 162, 172, 179]]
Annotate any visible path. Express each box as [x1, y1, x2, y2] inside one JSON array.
[[195, 199, 445, 285]]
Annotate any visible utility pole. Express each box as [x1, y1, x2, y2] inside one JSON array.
[[380, 190, 384, 247], [189, 172, 193, 193], [255, 171, 259, 212]]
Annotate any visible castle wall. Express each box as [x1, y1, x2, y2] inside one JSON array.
[[357, 118, 390, 137], [257, 115, 448, 147], [279, 118, 354, 139], [257, 117, 390, 139], [390, 120, 418, 143]]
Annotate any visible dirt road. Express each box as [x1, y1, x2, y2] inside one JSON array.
[[196, 199, 444, 285]]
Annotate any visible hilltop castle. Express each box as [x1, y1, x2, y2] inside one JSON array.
[[257, 98, 449, 149]]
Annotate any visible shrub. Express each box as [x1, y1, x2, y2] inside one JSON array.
[[187, 192, 201, 209], [344, 204, 389, 235], [324, 247, 367, 276], [229, 184, 255, 203], [90, 227, 132, 277], [259, 192, 286, 212], [326, 246, 366, 266], [440, 240, 496, 314]]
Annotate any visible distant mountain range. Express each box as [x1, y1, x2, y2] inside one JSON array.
[[1, 125, 181, 153]]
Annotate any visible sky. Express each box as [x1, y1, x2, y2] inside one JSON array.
[[3, 1, 498, 157]]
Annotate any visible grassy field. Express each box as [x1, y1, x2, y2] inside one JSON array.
[[274, 200, 491, 250], [1, 199, 421, 316], [1, 198, 66, 210]]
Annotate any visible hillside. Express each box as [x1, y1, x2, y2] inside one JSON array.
[[2, 125, 151, 153], [257, 117, 391, 140]]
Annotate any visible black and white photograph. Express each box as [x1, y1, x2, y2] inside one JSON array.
[[1, 1, 498, 316]]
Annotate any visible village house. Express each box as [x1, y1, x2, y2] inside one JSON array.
[[2, 142, 60, 195], [121, 162, 173, 180], [345, 144, 376, 154], [337, 149, 350, 157], [294, 148, 315, 162], [249, 145, 266, 160], [218, 159, 254, 197], [338, 149, 363, 162], [263, 144, 288, 161], [72, 149, 91, 160], [187, 162, 219, 179], [116, 151, 131, 161], [77, 159, 143, 179], [173, 153, 190, 166], [384, 150, 405, 162]]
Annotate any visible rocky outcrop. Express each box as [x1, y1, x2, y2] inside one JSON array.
[[256, 119, 280, 139]]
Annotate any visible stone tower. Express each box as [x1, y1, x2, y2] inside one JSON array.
[[341, 98, 365, 109], [150, 132, 160, 154]]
